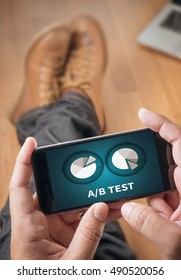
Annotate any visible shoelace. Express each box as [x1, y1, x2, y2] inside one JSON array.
[[61, 45, 95, 93], [38, 56, 64, 104]]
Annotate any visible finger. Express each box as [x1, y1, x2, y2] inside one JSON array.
[[108, 201, 124, 209], [106, 201, 124, 222], [121, 202, 180, 259], [107, 209, 122, 222], [33, 192, 40, 210], [174, 166, 181, 198], [173, 138, 181, 166], [164, 190, 180, 211], [138, 108, 181, 145], [148, 188, 179, 214], [64, 203, 108, 259], [47, 214, 76, 247], [9, 137, 37, 220], [60, 211, 83, 224], [170, 202, 181, 222], [147, 196, 174, 218], [138, 108, 181, 202], [170, 166, 181, 221]]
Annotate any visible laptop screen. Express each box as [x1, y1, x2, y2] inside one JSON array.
[[173, 0, 181, 4]]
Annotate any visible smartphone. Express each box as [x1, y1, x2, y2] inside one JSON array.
[[32, 128, 175, 214]]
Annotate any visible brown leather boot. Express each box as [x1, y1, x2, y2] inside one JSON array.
[[11, 25, 70, 124], [61, 16, 107, 132]]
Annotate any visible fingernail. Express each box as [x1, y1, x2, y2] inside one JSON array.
[[94, 203, 108, 223], [23, 137, 32, 147], [121, 202, 135, 221]]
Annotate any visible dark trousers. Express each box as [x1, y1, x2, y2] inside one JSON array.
[[0, 92, 135, 260]]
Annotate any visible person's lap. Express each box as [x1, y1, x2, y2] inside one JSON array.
[[0, 92, 135, 260]]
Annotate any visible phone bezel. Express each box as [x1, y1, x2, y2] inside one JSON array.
[[32, 128, 176, 214]]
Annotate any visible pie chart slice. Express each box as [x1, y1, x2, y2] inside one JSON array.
[[127, 160, 138, 170], [85, 156, 96, 166], [70, 156, 97, 179], [112, 148, 138, 170]]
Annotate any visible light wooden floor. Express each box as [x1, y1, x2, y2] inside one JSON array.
[[0, 0, 180, 259]]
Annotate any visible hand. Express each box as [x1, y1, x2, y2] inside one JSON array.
[[121, 108, 181, 260], [9, 137, 122, 260]]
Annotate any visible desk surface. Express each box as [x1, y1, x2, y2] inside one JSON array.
[[0, 0, 179, 259]]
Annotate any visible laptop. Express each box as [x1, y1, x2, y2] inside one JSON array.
[[137, 0, 181, 59]]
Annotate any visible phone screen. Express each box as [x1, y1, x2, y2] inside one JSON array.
[[32, 128, 175, 214]]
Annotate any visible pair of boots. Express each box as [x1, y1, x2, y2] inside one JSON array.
[[12, 16, 106, 131]]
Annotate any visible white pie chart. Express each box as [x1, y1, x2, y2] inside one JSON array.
[[70, 156, 97, 179], [112, 148, 139, 170]]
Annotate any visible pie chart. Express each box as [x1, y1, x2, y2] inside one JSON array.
[[70, 156, 97, 179], [112, 148, 138, 170], [106, 143, 146, 176], [64, 151, 103, 184]]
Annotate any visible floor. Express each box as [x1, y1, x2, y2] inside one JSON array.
[[0, 0, 180, 259]]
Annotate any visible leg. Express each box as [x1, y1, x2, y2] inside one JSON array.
[[0, 92, 135, 260], [0, 17, 136, 260], [0, 200, 11, 259], [0, 92, 99, 260], [16, 92, 100, 147], [94, 221, 136, 260], [1, 25, 71, 260]]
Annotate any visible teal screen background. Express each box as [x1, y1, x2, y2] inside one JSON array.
[[45, 129, 167, 212]]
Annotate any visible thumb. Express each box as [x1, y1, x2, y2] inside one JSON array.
[[65, 203, 108, 259], [121, 202, 180, 259]]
